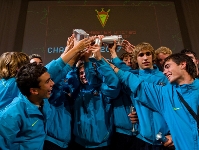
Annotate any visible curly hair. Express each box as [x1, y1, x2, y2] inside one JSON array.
[[16, 52, 30, 68], [155, 46, 172, 56], [16, 63, 47, 97], [134, 42, 156, 61], [0, 52, 29, 79], [163, 53, 197, 79]]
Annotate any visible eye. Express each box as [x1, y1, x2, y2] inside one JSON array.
[[46, 79, 50, 83], [138, 53, 144, 57], [79, 71, 84, 75], [146, 52, 151, 56], [164, 64, 170, 69]]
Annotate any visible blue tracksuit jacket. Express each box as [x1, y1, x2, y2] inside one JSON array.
[[117, 69, 199, 150], [0, 78, 20, 110], [71, 59, 120, 148], [112, 57, 170, 145]]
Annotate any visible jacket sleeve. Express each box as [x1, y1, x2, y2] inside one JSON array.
[[45, 57, 72, 84], [0, 115, 20, 149], [64, 68, 80, 99], [46, 57, 73, 106], [95, 58, 121, 99], [84, 61, 102, 87], [116, 69, 164, 113], [112, 57, 132, 71], [112, 57, 139, 74]]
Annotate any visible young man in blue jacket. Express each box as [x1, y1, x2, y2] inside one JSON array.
[[109, 41, 171, 150], [0, 63, 54, 149], [0, 37, 91, 150], [68, 42, 120, 149], [112, 52, 199, 150]]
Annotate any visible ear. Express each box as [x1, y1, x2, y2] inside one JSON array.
[[30, 88, 39, 95], [180, 61, 187, 70]]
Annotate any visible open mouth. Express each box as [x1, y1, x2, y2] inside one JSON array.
[[167, 75, 171, 80]]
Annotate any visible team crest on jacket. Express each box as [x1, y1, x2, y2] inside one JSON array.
[[157, 82, 166, 86], [93, 90, 99, 96]]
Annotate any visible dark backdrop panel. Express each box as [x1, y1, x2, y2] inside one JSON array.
[[22, 1, 183, 65]]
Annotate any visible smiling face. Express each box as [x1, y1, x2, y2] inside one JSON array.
[[79, 67, 88, 84], [35, 72, 54, 99], [163, 59, 184, 84], [136, 50, 153, 69]]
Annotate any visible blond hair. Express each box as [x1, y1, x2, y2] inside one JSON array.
[[155, 46, 172, 56], [0, 52, 29, 79], [134, 42, 155, 61]]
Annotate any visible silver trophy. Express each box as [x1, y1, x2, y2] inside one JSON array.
[[73, 29, 89, 41], [95, 35, 124, 46], [156, 132, 168, 143], [73, 29, 89, 53], [130, 106, 137, 133]]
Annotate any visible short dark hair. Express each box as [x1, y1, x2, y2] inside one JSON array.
[[164, 53, 197, 79], [29, 54, 43, 62], [16, 63, 47, 97], [180, 49, 197, 59]]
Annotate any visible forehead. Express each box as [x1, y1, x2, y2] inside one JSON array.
[[164, 59, 175, 66], [79, 67, 85, 72], [38, 72, 50, 83], [30, 58, 42, 63], [157, 53, 170, 58], [138, 49, 151, 54], [123, 55, 131, 59]]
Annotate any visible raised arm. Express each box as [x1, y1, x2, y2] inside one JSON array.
[[109, 65, 164, 112], [89, 43, 121, 99], [109, 40, 138, 73]]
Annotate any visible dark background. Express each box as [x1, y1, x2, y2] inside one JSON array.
[[0, 0, 199, 65], [22, 1, 183, 64]]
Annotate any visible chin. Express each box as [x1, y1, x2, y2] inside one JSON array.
[[169, 79, 174, 83], [46, 95, 51, 99], [80, 80, 88, 84]]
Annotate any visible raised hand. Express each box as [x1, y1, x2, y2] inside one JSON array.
[[61, 35, 74, 57], [108, 40, 118, 59], [89, 44, 102, 60], [122, 40, 135, 53], [75, 38, 91, 53]]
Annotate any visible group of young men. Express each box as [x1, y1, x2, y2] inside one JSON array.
[[0, 34, 198, 150]]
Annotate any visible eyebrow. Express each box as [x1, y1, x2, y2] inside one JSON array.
[[45, 78, 51, 83]]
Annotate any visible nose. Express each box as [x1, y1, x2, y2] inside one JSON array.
[[50, 79, 54, 86], [143, 54, 148, 59], [163, 69, 167, 75]]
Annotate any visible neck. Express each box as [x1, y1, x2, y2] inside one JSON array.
[[27, 95, 43, 106], [178, 73, 194, 85]]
